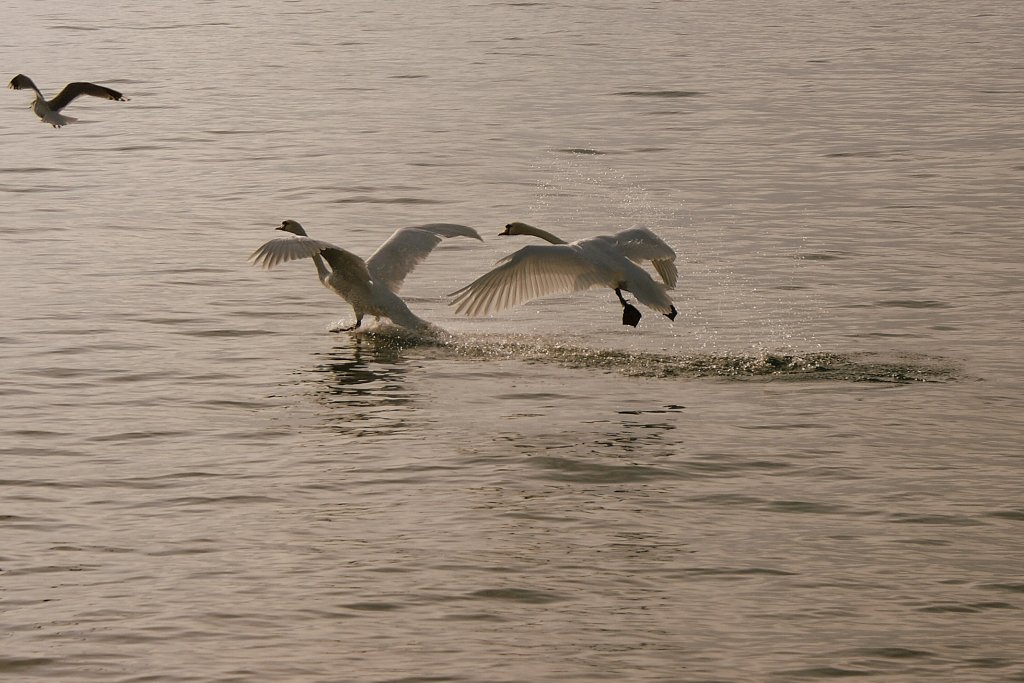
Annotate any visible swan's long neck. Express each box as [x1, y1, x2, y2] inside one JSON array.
[[312, 253, 332, 284], [278, 221, 332, 282], [514, 223, 566, 244]]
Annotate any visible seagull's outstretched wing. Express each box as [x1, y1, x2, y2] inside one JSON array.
[[608, 228, 678, 288], [8, 74, 41, 94], [449, 244, 606, 317], [367, 223, 482, 293], [49, 82, 127, 111]]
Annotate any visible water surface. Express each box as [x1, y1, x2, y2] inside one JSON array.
[[2, 1, 1022, 681]]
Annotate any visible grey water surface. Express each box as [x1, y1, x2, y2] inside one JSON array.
[[2, 1, 1022, 681]]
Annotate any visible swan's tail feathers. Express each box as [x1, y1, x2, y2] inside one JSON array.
[[610, 227, 678, 288], [629, 282, 676, 317], [383, 304, 432, 331], [410, 223, 484, 241], [652, 258, 678, 289]]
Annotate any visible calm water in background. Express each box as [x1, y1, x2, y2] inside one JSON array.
[[2, 1, 1022, 681]]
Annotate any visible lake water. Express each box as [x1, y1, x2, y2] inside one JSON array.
[[2, 1, 1022, 681]]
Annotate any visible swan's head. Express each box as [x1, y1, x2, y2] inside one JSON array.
[[501, 221, 536, 237], [278, 219, 308, 236]]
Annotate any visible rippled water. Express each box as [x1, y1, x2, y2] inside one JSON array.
[[2, 1, 1022, 681]]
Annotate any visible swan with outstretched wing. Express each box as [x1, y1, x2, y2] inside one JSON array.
[[250, 219, 483, 331], [450, 221, 677, 327]]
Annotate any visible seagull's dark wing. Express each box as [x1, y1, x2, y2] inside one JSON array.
[[8, 74, 40, 93], [49, 82, 127, 111]]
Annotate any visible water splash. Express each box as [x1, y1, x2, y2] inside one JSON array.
[[341, 326, 957, 383]]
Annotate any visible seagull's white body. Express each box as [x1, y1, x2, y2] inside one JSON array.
[[8, 74, 128, 127], [449, 222, 678, 326], [250, 219, 483, 331]]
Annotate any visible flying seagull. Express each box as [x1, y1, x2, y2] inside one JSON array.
[[8, 74, 128, 127]]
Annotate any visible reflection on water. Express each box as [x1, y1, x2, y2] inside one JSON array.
[[307, 336, 420, 438], [508, 404, 683, 482]]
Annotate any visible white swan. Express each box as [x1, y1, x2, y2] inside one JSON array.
[[8, 74, 128, 128], [449, 221, 678, 327], [250, 219, 483, 331]]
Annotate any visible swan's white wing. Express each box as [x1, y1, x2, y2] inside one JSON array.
[[607, 228, 678, 288], [410, 223, 483, 241], [449, 244, 608, 317], [320, 248, 372, 285], [249, 235, 363, 274], [366, 224, 482, 293]]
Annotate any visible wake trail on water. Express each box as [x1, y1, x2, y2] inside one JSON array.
[[342, 322, 957, 384]]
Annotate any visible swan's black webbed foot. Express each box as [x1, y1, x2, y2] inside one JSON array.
[[664, 305, 678, 321], [622, 303, 642, 327], [615, 288, 642, 327], [332, 318, 363, 333]]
